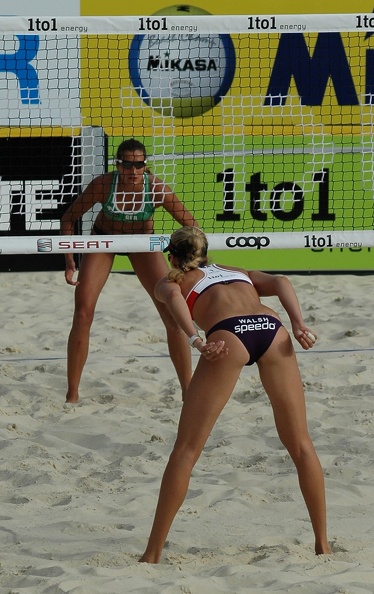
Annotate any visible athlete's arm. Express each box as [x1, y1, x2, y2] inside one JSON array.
[[155, 277, 228, 358], [152, 177, 199, 227], [60, 174, 109, 286], [248, 270, 317, 349], [60, 174, 108, 234]]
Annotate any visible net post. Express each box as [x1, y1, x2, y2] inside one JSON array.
[[80, 126, 107, 235]]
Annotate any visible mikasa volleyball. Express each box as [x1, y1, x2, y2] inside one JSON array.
[[129, 5, 236, 118]]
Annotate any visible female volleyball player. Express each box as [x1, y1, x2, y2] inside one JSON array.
[[139, 226, 331, 563], [60, 138, 198, 403]]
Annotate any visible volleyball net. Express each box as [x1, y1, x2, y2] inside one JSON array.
[[0, 13, 374, 255]]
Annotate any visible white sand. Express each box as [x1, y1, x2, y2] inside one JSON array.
[[0, 269, 374, 593]]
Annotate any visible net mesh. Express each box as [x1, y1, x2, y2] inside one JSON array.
[[0, 16, 373, 252]]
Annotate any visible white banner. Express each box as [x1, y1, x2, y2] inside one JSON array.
[[0, 14, 372, 35], [0, 231, 373, 254]]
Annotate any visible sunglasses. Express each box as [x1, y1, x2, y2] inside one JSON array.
[[116, 159, 147, 170]]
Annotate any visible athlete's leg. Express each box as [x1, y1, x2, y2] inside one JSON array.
[[130, 252, 192, 399], [257, 327, 331, 555], [140, 332, 248, 563], [66, 252, 114, 403]]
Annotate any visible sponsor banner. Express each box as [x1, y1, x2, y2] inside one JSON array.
[[1, 1, 373, 271], [0, 1, 81, 127], [80, 0, 374, 271], [75, 21, 374, 136], [2, 14, 374, 34], [1, 230, 372, 255], [0, 35, 81, 127], [0, 234, 171, 254]]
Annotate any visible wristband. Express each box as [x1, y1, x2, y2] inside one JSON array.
[[188, 334, 201, 348]]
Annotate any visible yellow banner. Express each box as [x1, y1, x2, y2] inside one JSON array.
[[80, 31, 374, 137]]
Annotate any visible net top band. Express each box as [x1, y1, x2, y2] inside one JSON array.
[[1, 14, 373, 35]]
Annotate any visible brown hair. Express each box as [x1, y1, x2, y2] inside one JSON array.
[[116, 138, 146, 159]]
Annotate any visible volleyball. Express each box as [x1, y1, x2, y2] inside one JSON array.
[[128, 5, 236, 118], [153, 5, 210, 15]]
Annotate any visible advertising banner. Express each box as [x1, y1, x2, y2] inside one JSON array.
[[0, 0, 373, 271], [80, 0, 374, 271]]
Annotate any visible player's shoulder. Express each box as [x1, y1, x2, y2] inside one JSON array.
[[150, 175, 174, 196], [85, 171, 114, 199]]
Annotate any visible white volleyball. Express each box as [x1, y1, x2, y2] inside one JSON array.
[[129, 6, 236, 118]]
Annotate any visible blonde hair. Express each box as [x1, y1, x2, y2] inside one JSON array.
[[167, 227, 208, 284]]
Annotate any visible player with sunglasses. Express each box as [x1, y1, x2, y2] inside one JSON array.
[[61, 138, 199, 403]]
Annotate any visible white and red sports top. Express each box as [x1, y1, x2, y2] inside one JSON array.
[[185, 264, 253, 317]]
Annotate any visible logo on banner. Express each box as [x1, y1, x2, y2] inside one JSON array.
[[37, 238, 53, 252], [226, 236, 271, 249], [0, 35, 40, 104], [150, 235, 170, 251], [0, 34, 81, 126], [129, 5, 236, 118]]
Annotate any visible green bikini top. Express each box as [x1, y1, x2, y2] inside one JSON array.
[[102, 172, 156, 222]]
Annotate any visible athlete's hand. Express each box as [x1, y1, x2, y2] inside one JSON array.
[[64, 261, 79, 286], [294, 326, 317, 350], [200, 340, 229, 360]]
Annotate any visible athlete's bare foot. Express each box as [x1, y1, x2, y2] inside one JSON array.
[[315, 542, 332, 555], [65, 391, 79, 403], [139, 551, 161, 564]]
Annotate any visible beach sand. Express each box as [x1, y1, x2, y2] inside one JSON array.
[[0, 269, 374, 593]]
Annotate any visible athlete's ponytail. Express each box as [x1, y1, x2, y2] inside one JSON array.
[[163, 227, 208, 284]]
